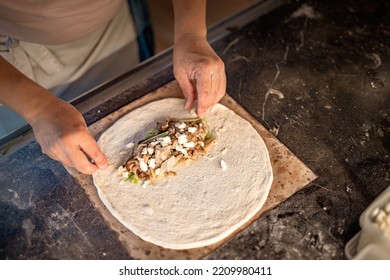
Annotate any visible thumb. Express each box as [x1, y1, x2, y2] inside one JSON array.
[[79, 134, 108, 170]]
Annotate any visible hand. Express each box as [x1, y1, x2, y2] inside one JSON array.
[[0, 56, 106, 174], [30, 98, 108, 174], [173, 34, 226, 117]]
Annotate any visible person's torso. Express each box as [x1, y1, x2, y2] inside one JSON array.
[[0, 0, 122, 44]]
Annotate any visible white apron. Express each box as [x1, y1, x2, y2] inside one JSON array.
[[0, 0, 139, 138]]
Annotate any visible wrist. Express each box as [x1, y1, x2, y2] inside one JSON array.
[[172, 0, 207, 44], [0, 57, 61, 126], [174, 32, 207, 45], [20, 82, 62, 126]]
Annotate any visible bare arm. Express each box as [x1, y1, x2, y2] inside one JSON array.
[[0, 56, 107, 174], [172, 0, 226, 117]]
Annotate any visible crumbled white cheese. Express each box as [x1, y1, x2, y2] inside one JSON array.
[[187, 126, 197, 133], [155, 168, 161, 175], [175, 122, 186, 130], [220, 160, 227, 170], [148, 158, 156, 169], [177, 134, 188, 144], [160, 136, 172, 144], [147, 147, 154, 155], [141, 147, 148, 154], [137, 158, 148, 172], [117, 166, 129, 180], [117, 166, 126, 174], [150, 141, 159, 146], [183, 141, 195, 148], [139, 161, 148, 172], [175, 145, 188, 156]]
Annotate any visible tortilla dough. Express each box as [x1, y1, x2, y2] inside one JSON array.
[[93, 98, 273, 249]]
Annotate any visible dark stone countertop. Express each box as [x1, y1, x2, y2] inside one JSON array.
[[0, 0, 389, 259]]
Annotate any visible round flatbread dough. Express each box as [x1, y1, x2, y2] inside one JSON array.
[[93, 98, 273, 249]]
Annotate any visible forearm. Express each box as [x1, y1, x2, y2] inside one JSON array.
[[0, 56, 58, 125], [172, 0, 207, 42]]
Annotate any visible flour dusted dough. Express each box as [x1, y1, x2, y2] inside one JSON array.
[[92, 98, 273, 249]]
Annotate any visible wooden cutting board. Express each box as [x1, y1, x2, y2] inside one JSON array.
[[68, 80, 317, 259]]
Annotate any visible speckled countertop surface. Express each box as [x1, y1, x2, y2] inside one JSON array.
[[0, 0, 389, 259]]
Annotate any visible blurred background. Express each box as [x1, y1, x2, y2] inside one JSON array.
[[147, 0, 257, 52]]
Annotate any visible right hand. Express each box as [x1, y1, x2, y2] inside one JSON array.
[[173, 33, 226, 118], [30, 98, 108, 174]]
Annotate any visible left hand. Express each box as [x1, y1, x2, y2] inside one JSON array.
[[30, 97, 108, 174], [173, 34, 226, 117]]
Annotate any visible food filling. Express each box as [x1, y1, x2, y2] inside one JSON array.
[[117, 118, 215, 184]]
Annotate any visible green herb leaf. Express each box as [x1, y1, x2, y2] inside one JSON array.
[[139, 130, 170, 144], [125, 172, 140, 184], [132, 174, 139, 184], [125, 172, 134, 182], [180, 118, 202, 123], [146, 128, 159, 137]]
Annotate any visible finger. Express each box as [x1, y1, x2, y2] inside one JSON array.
[[44, 137, 101, 174], [66, 146, 99, 175], [207, 60, 226, 104], [195, 71, 213, 118], [216, 69, 227, 103], [78, 133, 108, 170], [176, 73, 196, 110], [197, 62, 227, 117]]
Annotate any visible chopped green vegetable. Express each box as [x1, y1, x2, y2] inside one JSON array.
[[139, 130, 170, 144], [132, 175, 139, 184], [201, 118, 211, 139], [125, 172, 139, 184], [125, 172, 134, 182], [146, 128, 159, 137], [180, 118, 203, 123]]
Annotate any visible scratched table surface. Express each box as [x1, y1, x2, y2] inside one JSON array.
[[0, 0, 389, 259]]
